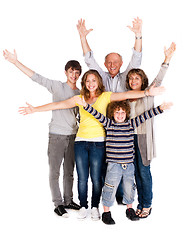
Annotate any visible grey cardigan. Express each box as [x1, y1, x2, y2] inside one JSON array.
[[132, 65, 168, 166]]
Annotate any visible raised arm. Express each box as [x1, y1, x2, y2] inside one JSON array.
[[127, 17, 142, 52], [19, 96, 77, 115], [3, 49, 34, 78], [110, 84, 165, 102], [77, 19, 93, 55], [149, 42, 176, 87]]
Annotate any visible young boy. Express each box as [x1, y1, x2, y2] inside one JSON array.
[[3, 49, 82, 217], [76, 97, 172, 223]]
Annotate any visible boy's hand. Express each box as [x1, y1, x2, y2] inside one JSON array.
[[3, 49, 17, 64], [18, 102, 35, 115], [147, 83, 165, 97], [160, 102, 173, 111]]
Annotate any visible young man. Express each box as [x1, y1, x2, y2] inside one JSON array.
[[3, 49, 81, 217], [76, 17, 142, 204]]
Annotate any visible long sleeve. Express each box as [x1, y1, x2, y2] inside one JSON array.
[[148, 65, 168, 88], [31, 72, 58, 94], [131, 106, 163, 129], [84, 104, 111, 128]]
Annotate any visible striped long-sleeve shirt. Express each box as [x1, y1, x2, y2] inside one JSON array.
[[84, 104, 163, 164]]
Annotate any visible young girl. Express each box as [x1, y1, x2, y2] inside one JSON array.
[[75, 97, 172, 224], [125, 42, 176, 218], [19, 70, 164, 220]]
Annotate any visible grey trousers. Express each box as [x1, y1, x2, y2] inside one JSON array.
[[48, 133, 76, 207]]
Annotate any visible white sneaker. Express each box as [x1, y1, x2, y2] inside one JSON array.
[[77, 207, 88, 219], [91, 207, 100, 221]]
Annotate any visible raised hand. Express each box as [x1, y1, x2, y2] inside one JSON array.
[[18, 102, 35, 115], [3, 49, 17, 64], [127, 17, 142, 36], [77, 19, 93, 39], [164, 42, 176, 63]]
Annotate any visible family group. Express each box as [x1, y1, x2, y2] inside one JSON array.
[[3, 17, 176, 224]]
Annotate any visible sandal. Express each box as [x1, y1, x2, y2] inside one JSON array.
[[139, 208, 152, 219], [135, 209, 142, 216]]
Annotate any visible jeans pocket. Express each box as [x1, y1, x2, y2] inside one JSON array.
[[94, 142, 105, 149], [102, 182, 114, 201]]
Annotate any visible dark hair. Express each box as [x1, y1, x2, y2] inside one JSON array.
[[126, 68, 148, 90], [106, 100, 130, 121], [65, 60, 82, 75], [80, 70, 105, 100]]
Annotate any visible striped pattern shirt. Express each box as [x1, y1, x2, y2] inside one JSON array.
[[84, 104, 163, 164]]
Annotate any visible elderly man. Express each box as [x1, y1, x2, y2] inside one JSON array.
[[77, 17, 142, 92]]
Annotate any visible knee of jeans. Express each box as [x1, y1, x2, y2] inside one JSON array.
[[49, 170, 60, 180]]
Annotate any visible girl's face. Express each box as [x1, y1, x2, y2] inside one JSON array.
[[85, 74, 99, 93], [113, 108, 126, 123], [129, 73, 142, 91]]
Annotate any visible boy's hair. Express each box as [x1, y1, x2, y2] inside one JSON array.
[[80, 70, 105, 100], [126, 68, 148, 90], [65, 60, 82, 75], [106, 100, 130, 121]]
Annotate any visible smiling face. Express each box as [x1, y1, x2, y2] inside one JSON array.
[[113, 107, 127, 123], [85, 74, 99, 93], [65, 67, 81, 85], [128, 73, 142, 91], [104, 53, 123, 78]]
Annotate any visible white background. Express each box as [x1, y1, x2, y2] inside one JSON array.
[[0, 0, 184, 239]]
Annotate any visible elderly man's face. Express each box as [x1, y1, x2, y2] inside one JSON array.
[[104, 53, 123, 78]]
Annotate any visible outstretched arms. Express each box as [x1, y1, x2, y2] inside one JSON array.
[[3, 49, 34, 78], [77, 19, 93, 55], [163, 42, 176, 64], [110, 84, 165, 102], [127, 17, 142, 52], [19, 96, 77, 115]]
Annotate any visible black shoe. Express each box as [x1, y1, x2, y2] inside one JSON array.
[[54, 205, 69, 217], [126, 208, 139, 221], [102, 211, 115, 225], [64, 200, 81, 210], [116, 196, 127, 205]]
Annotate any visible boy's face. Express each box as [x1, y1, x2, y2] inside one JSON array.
[[114, 108, 126, 123], [65, 67, 81, 85]]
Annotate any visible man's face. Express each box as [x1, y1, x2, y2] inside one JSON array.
[[104, 53, 123, 78], [65, 67, 81, 85]]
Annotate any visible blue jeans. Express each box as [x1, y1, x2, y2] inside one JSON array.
[[74, 141, 105, 208], [134, 135, 153, 210], [102, 162, 136, 207]]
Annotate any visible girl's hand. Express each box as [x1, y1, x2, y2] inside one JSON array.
[[160, 102, 173, 111], [74, 96, 87, 107], [18, 102, 35, 115]]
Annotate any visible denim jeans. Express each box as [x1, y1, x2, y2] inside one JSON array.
[[134, 135, 153, 209], [74, 141, 106, 208], [102, 162, 136, 207]]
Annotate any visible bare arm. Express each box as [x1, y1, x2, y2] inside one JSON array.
[[77, 19, 93, 55], [3, 49, 34, 78], [110, 84, 165, 102], [19, 96, 77, 115], [127, 17, 142, 52]]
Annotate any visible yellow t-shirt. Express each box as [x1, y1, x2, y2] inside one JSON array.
[[76, 92, 112, 139]]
